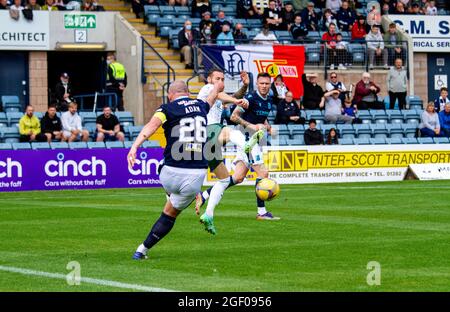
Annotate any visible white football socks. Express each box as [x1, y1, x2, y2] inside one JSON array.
[[137, 243, 148, 255], [205, 177, 231, 217], [258, 207, 267, 216], [229, 129, 247, 150]]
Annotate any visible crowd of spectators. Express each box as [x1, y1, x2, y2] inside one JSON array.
[[0, 0, 104, 11]]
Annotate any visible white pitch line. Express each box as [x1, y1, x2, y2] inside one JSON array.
[[0, 265, 177, 292]]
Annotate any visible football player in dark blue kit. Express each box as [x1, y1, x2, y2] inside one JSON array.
[[127, 80, 223, 260]]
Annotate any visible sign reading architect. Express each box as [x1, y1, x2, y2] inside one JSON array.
[[0, 11, 50, 50], [0, 148, 163, 192]]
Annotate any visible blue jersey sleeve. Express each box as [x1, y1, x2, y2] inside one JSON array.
[[197, 99, 210, 114]]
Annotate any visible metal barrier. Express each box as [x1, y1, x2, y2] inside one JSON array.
[[73, 92, 118, 111]]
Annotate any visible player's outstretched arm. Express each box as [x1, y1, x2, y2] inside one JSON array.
[[206, 80, 224, 107], [127, 115, 163, 168], [217, 92, 249, 109], [230, 106, 264, 132]]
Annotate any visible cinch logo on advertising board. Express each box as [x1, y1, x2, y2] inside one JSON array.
[[0, 158, 22, 178], [44, 153, 107, 178], [128, 151, 160, 176]]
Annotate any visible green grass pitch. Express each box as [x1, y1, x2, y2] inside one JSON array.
[[1, 180, 450, 292]]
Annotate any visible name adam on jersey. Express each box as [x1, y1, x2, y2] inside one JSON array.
[[177, 99, 203, 114]]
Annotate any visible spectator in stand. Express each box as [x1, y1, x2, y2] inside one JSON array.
[[320, 8, 337, 31], [304, 119, 324, 145], [426, 0, 438, 15], [336, 1, 355, 32], [42, 0, 57, 10], [315, 0, 326, 9], [353, 72, 381, 110], [237, 0, 259, 19], [275, 91, 305, 125], [40, 105, 63, 143], [343, 97, 359, 121], [301, 2, 319, 31], [351, 15, 367, 42], [106, 52, 127, 111], [61, 102, 89, 142], [367, 3, 382, 26], [0, 0, 8, 10], [282, 2, 296, 30], [264, 0, 283, 31], [434, 87, 450, 112], [168, 0, 188, 6], [253, 24, 279, 44], [324, 90, 354, 124], [291, 15, 308, 41], [199, 11, 213, 32], [326, 128, 339, 144], [380, 0, 395, 13], [96, 106, 125, 142], [439, 103, 450, 137], [384, 22, 405, 65], [19, 105, 46, 143], [335, 33, 350, 69], [366, 24, 388, 69], [322, 23, 338, 70], [419, 102, 442, 137], [82, 0, 103, 11], [191, 0, 211, 18], [418, 0, 429, 12], [387, 58, 408, 110], [302, 73, 325, 110], [271, 74, 289, 105], [200, 24, 213, 44], [326, 72, 347, 102], [393, 1, 407, 14], [55, 72, 74, 112], [131, 0, 156, 18], [27, 0, 41, 10], [233, 23, 248, 42], [409, 2, 423, 14], [216, 24, 235, 46], [326, 0, 342, 14], [10, 0, 24, 10], [212, 10, 233, 40], [178, 20, 201, 69]]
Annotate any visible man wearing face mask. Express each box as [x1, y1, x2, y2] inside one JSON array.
[[54, 72, 74, 112], [233, 23, 248, 43], [212, 10, 232, 40], [106, 52, 127, 111], [178, 20, 201, 69]]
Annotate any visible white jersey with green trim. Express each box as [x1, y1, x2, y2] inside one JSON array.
[[197, 83, 223, 125]]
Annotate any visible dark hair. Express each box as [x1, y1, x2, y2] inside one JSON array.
[[274, 74, 283, 81], [389, 23, 396, 28], [441, 87, 448, 93], [327, 128, 339, 145], [208, 68, 224, 77], [48, 104, 57, 109], [257, 72, 271, 80]]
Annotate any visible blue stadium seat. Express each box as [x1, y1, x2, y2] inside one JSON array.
[[12, 142, 31, 150], [1, 127, 20, 143], [274, 31, 293, 44], [370, 138, 386, 145], [145, 5, 162, 25], [105, 141, 124, 148], [354, 137, 370, 145], [307, 31, 321, 41], [402, 137, 418, 144], [3, 103, 23, 113], [1, 95, 20, 106], [337, 124, 355, 139], [273, 124, 290, 137], [83, 124, 97, 140], [306, 110, 324, 124], [371, 123, 388, 139], [31, 142, 50, 150], [173, 17, 188, 28], [339, 138, 354, 145], [321, 124, 336, 136], [246, 19, 262, 29], [124, 141, 134, 149], [387, 124, 404, 138], [386, 137, 403, 144], [88, 141, 106, 149], [305, 44, 321, 64], [357, 110, 372, 124], [6, 112, 23, 127], [354, 123, 371, 138], [50, 142, 69, 149], [434, 137, 449, 144], [417, 137, 434, 144], [371, 110, 388, 123], [0, 143, 12, 149], [174, 6, 190, 17], [157, 17, 175, 37], [142, 140, 160, 148], [348, 43, 365, 64], [129, 125, 144, 140], [115, 111, 134, 126], [287, 137, 304, 145], [68, 142, 88, 149], [169, 28, 182, 49], [288, 124, 304, 137], [406, 95, 423, 110], [159, 5, 175, 17], [403, 124, 418, 138], [386, 109, 404, 124], [190, 18, 201, 29], [79, 112, 97, 125], [0, 112, 7, 127], [403, 110, 421, 124]]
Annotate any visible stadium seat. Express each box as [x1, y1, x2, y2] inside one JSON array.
[[354, 137, 370, 145], [6, 112, 23, 127], [273, 124, 289, 137], [402, 137, 418, 144], [339, 138, 354, 145], [354, 124, 371, 139], [87, 142, 106, 149], [370, 138, 386, 145], [173, 17, 188, 28], [371, 110, 388, 123], [145, 5, 162, 25], [68, 142, 88, 149], [1, 95, 20, 106], [417, 137, 434, 144], [79, 112, 97, 125], [1, 127, 20, 143], [12, 142, 31, 150], [387, 124, 404, 138], [0, 143, 12, 150], [0, 112, 7, 127], [124, 141, 134, 148], [403, 124, 418, 138], [371, 123, 388, 139], [157, 18, 175, 37], [288, 124, 304, 137], [105, 141, 124, 148], [246, 19, 262, 29], [115, 111, 134, 126], [31, 142, 50, 150], [274, 31, 293, 44], [169, 29, 182, 49], [337, 124, 355, 139], [287, 137, 304, 145], [406, 95, 423, 110], [83, 124, 97, 140], [434, 137, 449, 144], [403, 110, 421, 124], [386, 109, 404, 124], [385, 137, 403, 145], [321, 124, 336, 136], [50, 142, 69, 149], [3, 103, 22, 113], [159, 5, 175, 17], [142, 140, 160, 148], [348, 43, 365, 64], [305, 44, 321, 64], [173, 6, 190, 17], [129, 125, 144, 140], [357, 110, 372, 124], [307, 31, 321, 41]]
